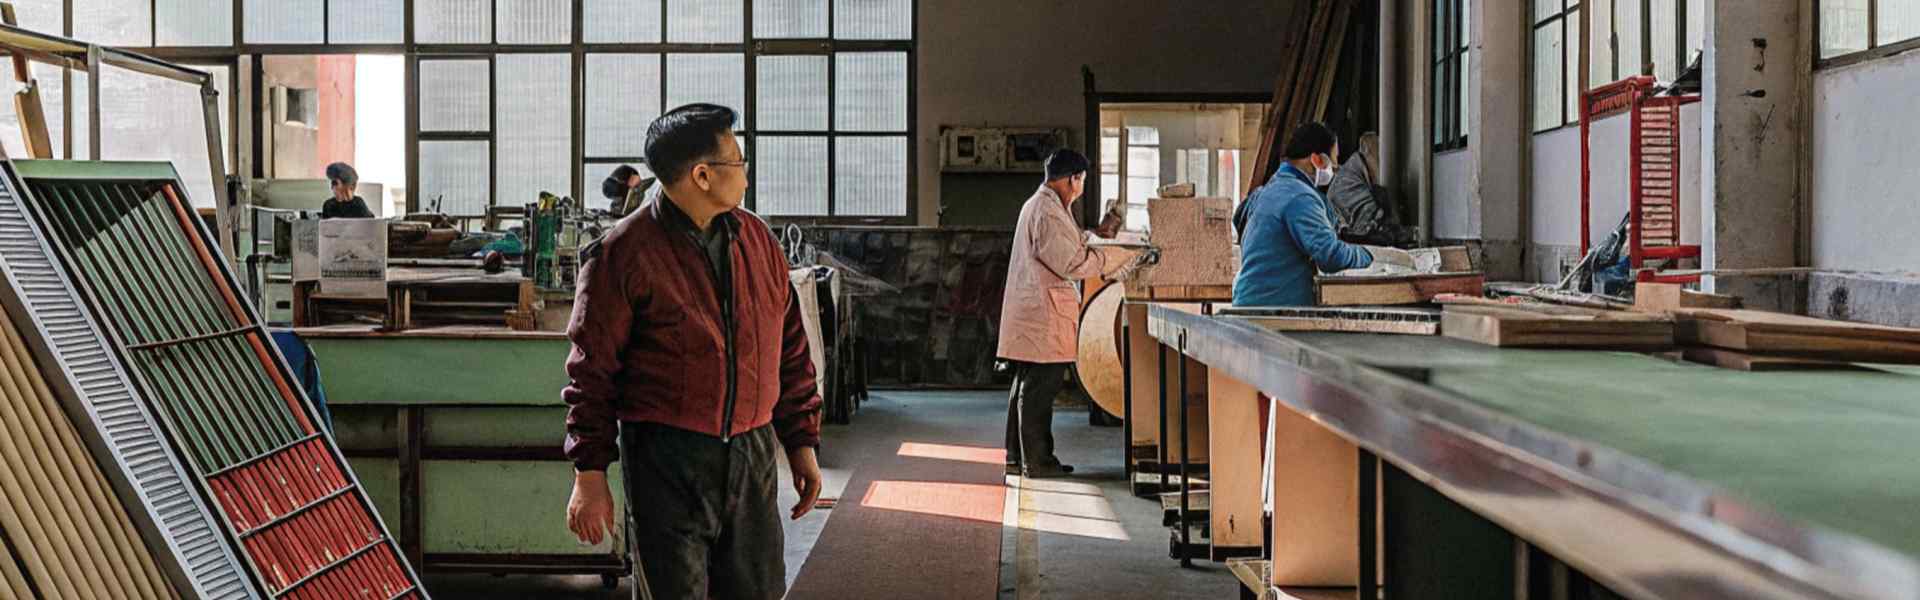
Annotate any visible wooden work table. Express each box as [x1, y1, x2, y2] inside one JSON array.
[[1147, 305, 1920, 600]]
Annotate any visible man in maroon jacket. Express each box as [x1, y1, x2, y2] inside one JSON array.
[[562, 103, 824, 600]]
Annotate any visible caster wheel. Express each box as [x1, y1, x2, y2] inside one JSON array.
[[601, 574, 621, 590]]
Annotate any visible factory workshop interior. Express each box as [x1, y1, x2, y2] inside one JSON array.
[[0, 0, 1917, 599]]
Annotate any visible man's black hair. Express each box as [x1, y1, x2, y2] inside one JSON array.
[[1283, 121, 1338, 160], [1044, 149, 1090, 181], [645, 104, 739, 186]]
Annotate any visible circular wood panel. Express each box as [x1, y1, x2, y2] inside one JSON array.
[[1076, 281, 1127, 417]]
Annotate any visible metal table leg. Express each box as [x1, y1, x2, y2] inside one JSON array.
[[1122, 318, 1133, 482], [1178, 342, 1192, 568]]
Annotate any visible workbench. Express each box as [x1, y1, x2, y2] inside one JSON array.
[[1147, 305, 1920, 600], [301, 325, 629, 585]]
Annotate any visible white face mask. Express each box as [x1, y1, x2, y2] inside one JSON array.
[[1312, 154, 1335, 187]]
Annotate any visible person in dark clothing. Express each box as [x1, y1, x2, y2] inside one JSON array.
[[320, 162, 375, 219], [563, 103, 822, 600], [602, 164, 657, 217]]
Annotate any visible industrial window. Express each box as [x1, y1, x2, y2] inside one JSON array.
[[1819, 0, 1920, 64], [1433, 0, 1469, 151], [1532, 0, 1582, 132], [1586, 0, 1703, 85]]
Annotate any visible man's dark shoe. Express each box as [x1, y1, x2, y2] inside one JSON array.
[[1023, 463, 1074, 478]]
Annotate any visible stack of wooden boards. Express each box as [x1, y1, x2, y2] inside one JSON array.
[[1432, 282, 1920, 371], [295, 266, 540, 332], [1250, 0, 1366, 188]]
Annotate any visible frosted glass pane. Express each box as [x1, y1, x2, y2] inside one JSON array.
[[89, 66, 232, 208], [755, 137, 827, 215], [0, 63, 64, 159], [75, 0, 152, 46], [419, 60, 490, 132], [1434, 0, 1449, 54], [755, 0, 827, 38], [420, 141, 491, 215], [1462, 49, 1472, 139], [666, 54, 746, 120], [834, 136, 906, 216], [756, 55, 827, 131], [667, 0, 742, 43], [497, 54, 574, 209], [585, 0, 662, 43], [1533, 22, 1562, 131], [500, 0, 573, 44], [587, 54, 662, 157], [834, 52, 906, 132], [1686, 0, 1704, 60], [1617, 0, 1643, 74], [1590, 0, 1615, 83], [834, 0, 910, 40], [1882, 0, 1920, 46], [329, 0, 406, 43], [1127, 147, 1159, 178], [1649, 0, 1676, 79], [584, 161, 653, 211], [417, 0, 492, 43], [1822, 0, 1869, 58], [244, 0, 321, 43], [159, 0, 234, 45], [1534, 0, 1560, 21], [7, 0, 60, 36]]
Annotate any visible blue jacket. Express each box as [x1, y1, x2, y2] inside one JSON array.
[[1232, 163, 1374, 306]]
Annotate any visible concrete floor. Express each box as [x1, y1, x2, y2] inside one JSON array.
[[425, 390, 1237, 599]]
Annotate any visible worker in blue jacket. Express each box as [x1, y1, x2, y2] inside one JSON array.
[[1233, 122, 1414, 306]]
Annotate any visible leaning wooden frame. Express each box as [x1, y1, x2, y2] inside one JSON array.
[[0, 22, 236, 257]]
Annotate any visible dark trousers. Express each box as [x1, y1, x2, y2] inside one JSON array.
[[620, 422, 784, 600], [1004, 361, 1069, 468]]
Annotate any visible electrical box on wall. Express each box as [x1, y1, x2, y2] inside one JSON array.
[[940, 127, 1070, 173]]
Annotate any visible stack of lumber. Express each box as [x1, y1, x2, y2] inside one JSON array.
[[1439, 300, 1674, 349], [1673, 309, 1920, 366], [1314, 246, 1481, 306], [296, 267, 539, 331], [1251, 0, 1361, 188]]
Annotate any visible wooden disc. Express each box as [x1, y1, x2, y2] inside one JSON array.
[[1076, 281, 1127, 418]]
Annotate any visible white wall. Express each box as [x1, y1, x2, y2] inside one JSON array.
[[918, 0, 1289, 225], [1432, 148, 1475, 239], [1812, 51, 1920, 272], [1528, 104, 1701, 251]]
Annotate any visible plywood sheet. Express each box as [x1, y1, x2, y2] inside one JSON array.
[[1208, 369, 1264, 551], [1268, 401, 1359, 587], [1316, 273, 1486, 306], [1135, 197, 1238, 287], [1124, 302, 1211, 462], [1441, 304, 1674, 349], [1675, 308, 1920, 363]]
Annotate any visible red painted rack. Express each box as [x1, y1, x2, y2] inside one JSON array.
[[1579, 76, 1703, 284]]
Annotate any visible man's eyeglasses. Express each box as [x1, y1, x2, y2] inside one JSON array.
[[704, 160, 751, 173]]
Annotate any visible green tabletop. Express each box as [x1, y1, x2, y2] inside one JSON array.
[[1289, 332, 1920, 559]]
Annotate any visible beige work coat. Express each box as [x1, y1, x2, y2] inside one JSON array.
[[996, 186, 1106, 364]]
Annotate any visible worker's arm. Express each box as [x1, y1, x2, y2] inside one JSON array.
[[1280, 192, 1373, 273], [561, 239, 633, 473], [1031, 208, 1107, 281]]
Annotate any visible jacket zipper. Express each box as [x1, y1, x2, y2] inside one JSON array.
[[717, 236, 740, 443]]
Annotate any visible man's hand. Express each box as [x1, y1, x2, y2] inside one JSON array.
[[567, 470, 617, 545], [1093, 198, 1126, 239], [788, 446, 824, 520]]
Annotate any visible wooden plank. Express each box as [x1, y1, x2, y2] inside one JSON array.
[[2, 3, 52, 159], [1315, 272, 1486, 306], [1123, 302, 1211, 462], [1674, 309, 1920, 364], [1633, 282, 1742, 313], [1208, 368, 1264, 551], [1440, 305, 1674, 349], [1250, 0, 1321, 188], [1125, 284, 1234, 302], [1309, 0, 1355, 121], [1678, 347, 1861, 372]]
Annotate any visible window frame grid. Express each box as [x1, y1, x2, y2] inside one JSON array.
[[1433, 0, 1469, 152], [42, 0, 918, 224], [1817, 0, 1920, 69], [1532, 0, 1582, 133]]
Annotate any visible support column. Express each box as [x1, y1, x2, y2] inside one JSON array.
[[1701, 0, 1804, 310], [1467, 0, 1529, 280]]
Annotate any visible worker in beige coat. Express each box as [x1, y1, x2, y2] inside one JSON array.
[[997, 149, 1116, 478]]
